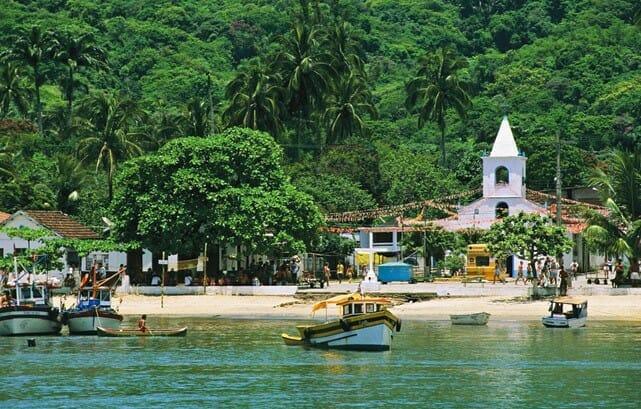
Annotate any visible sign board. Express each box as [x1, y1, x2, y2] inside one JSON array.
[[158, 260, 169, 265]]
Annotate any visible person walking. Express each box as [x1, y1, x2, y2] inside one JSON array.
[[323, 262, 331, 288], [493, 262, 503, 284], [346, 265, 353, 283], [515, 261, 526, 285], [525, 263, 534, 284]]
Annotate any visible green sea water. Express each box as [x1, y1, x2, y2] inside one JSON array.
[[1, 317, 641, 408]]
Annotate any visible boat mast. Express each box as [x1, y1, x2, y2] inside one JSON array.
[[92, 261, 98, 299], [14, 256, 20, 306]]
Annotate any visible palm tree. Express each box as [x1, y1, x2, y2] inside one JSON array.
[[0, 61, 30, 118], [187, 97, 209, 137], [51, 153, 90, 213], [3, 26, 55, 134], [145, 101, 188, 147], [53, 32, 107, 128], [325, 21, 364, 76], [224, 61, 284, 137], [323, 73, 377, 145], [77, 91, 146, 201], [585, 149, 641, 273], [275, 22, 334, 149], [634, 4, 641, 26], [405, 48, 471, 165]]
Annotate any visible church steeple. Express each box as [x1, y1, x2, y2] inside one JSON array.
[[490, 116, 519, 157], [482, 116, 527, 199]]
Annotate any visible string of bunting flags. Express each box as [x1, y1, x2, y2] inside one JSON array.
[[324, 188, 482, 223]]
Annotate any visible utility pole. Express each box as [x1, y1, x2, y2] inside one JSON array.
[[203, 242, 208, 294], [555, 131, 562, 226]]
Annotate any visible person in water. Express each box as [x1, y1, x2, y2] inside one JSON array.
[[138, 314, 148, 333]]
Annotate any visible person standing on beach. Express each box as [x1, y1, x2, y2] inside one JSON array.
[[559, 267, 569, 296], [323, 262, 331, 287], [493, 262, 502, 284], [346, 265, 353, 283], [515, 261, 525, 285], [336, 261, 344, 284]]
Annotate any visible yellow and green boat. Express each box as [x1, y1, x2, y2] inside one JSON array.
[[282, 293, 401, 351]]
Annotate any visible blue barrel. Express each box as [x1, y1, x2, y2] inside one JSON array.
[[377, 262, 413, 283]]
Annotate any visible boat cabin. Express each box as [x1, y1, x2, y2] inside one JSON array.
[[337, 298, 391, 318], [77, 287, 113, 310], [7, 285, 50, 307], [547, 297, 588, 319]]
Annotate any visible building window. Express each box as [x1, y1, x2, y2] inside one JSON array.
[[495, 166, 509, 185], [372, 232, 393, 246], [476, 256, 490, 266], [495, 202, 509, 219]]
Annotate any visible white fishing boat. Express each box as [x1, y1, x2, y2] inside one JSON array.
[[0, 284, 62, 336], [282, 293, 401, 351], [63, 287, 123, 335], [450, 312, 491, 325], [542, 297, 587, 328]]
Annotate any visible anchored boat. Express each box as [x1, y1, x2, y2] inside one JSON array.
[[97, 326, 187, 337], [542, 297, 587, 328], [63, 287, 123, 335], [0, 284, 62, 336], [282, 293, 401, 351]]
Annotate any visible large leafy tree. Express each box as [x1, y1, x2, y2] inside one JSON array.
[[485, 213, 573, 276], [323, 73, 377, 145], [3, 26, 55, 135], [53, 32, 108, 129], [0, 62, 30, 119], [405, 48, 471, 165], [51, 153, 90, 214], [585, 149, 641, 273], [110, 127, 323, 257], [224, 61, 284, 137], [77, 91, 147, 202]]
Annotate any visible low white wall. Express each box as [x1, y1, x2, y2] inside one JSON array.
[[116, 285, 298, 296]]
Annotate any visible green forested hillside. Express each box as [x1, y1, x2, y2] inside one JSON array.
[[0, 0, 640, 225]]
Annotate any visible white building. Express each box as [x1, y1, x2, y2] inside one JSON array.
[[0, 210, 151, 278]]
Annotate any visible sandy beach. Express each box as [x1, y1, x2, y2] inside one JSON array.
[[53, 293, 641, 322]]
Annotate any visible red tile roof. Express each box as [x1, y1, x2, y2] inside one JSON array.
[[23, 210, 99, 239]]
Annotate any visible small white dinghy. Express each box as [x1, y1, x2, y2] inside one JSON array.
[[542, 297, 587, 328], [450, 312, 491, 326]]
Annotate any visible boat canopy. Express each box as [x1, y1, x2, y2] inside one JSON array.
[[311, 293, 391, 314], [551, 296, 587, 305]]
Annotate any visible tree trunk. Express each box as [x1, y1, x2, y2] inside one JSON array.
[[34, 64, 43, 136], [126, 248, 143, 284], [67, 65, 74, 130], [439, 125, 446, 166]]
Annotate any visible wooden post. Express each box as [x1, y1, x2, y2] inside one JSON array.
[[161, 251, 165, 309], [203, 242, 208, 294]]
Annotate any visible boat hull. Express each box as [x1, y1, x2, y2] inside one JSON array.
[[0, 307, 62, 336], [65, 309, 123, 335], [542, 316, 586, 328], [290, 310, 400, 351], [96, 326, 188, 337], [450, 312, 491, 325]]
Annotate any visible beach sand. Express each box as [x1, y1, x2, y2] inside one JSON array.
[[54, 293, 641, 322]]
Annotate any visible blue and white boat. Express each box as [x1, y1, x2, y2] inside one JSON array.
[[0, 284, 62, 336], [62, 287, 123, 335]]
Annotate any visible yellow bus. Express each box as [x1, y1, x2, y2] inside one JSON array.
[[466, 244, 496, 281]]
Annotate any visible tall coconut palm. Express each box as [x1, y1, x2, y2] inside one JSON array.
[[585, 149, 641, 273], [275, 22, 334, 149], [3, 26, 55, 134], [186, 97, 209, 137], [323, 73, 377, 145], [77, 91, 146, 201], [224, 61, 284, 137], [51, 153, 90, 213], [325, 21, 365, 76], [405, 48, 471, 165], [0, 61, 30, 118], [53, 32, 107, 128]]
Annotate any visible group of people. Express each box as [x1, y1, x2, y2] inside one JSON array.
[[498, 257, 581, 295]]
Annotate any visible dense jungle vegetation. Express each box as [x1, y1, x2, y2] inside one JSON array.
[[1, 0, 640, 229]]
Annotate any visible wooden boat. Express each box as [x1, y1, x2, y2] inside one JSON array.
[[542, 297, 587, 328], [96, 326, 187, 337], [0, 284, 62, 336], [62, 287, 123, 335], [450, 312, 491, 326], [281, 293, 401, 351]]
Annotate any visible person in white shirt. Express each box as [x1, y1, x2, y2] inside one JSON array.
[[184, 273, 193, 286], [151, 272, 161, 286]]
